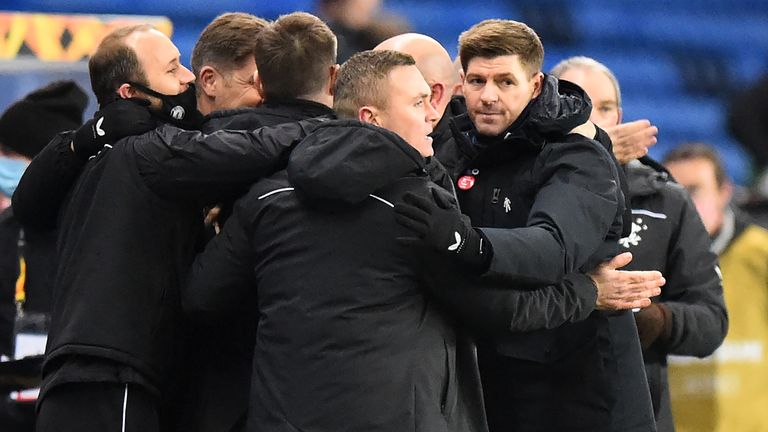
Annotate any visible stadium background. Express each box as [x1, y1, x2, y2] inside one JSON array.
[[1, 0, 766, 184]]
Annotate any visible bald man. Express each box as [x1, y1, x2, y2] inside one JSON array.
[[375, 33, 457, 120], [375, 33, 463, 152]]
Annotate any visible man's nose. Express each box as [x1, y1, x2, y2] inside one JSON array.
[[480, 83, 498, 104], [180, 65, 195, 84], [425, 100, 440, 124]]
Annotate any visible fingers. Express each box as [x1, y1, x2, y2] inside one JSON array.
[[604, 298, 651, 311], [606, 120, 659, 163], [602, 252, 633, 271], [627, 126, 658, 149], [609, 119, 652, 138], [396, 236, 423, 248], [401, 192, 434, 213], [394, 212, 428, 236], [394, 205, 429, 235], [596, 296, 653, 311], [430, 187, 456, 210], [619, 269, 664, 285]]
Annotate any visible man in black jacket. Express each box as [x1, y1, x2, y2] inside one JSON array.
[[400, 20, 656, 432], [27, 25, 324, 432], [552, 56, 727, 432], [180, 12, 339, 432], [184, 49, 663, 432]]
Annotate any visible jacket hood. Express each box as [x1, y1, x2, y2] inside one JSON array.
[[626, 158, 673, 197], [525, 74, 593, 139], [287, 120, 427, 206]]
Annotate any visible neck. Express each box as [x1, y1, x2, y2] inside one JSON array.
[[196, 95, 215, 116], [296, 91, 333, 108], [710, 207, 735, 255]]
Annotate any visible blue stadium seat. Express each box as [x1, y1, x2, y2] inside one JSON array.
[[386, 2, 520, 49]]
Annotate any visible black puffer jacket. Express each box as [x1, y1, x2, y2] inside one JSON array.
[[185, 120, 487, 432], [621, 160, 727, 432], [436, 75, 655, 432]]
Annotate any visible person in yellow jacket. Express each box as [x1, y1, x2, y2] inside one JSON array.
[[665, 143, 768, 431]]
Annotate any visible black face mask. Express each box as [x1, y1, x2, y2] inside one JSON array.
[[129, 82, 204, 130]]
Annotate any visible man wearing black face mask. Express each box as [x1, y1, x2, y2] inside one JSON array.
[[127, 81, 204, 130], [27, 25, 322, 432]]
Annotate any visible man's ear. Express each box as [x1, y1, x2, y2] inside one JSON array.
[[358, 106, 379, 125], [617, 107, 623, 125], [197, 66, 219, 98], [532, 72, 544, 98], [117, 83, 139, 99], [328, 64, 340, 96], [430, 82, 446, 111], [254, 70, 267, 101]]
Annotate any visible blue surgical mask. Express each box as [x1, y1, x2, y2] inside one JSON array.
[[0, 156, 29, 199]]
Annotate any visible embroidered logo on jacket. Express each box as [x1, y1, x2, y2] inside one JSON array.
[[619, 217, 649, 248]]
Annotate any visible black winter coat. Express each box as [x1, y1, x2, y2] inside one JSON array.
[[435, 76, 656, 432], [185, 120, 487, 432], [180, 99, 335, 432], [23, 120, 322, 398], [621, 160, 727, 432]]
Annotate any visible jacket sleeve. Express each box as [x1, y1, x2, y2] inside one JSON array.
[[183, 196, 256, 317], [480, 135, 621, 284], [661, 193, 728, 357], [134, 122, 314, 203], [422, 254, 597, 336], [12, 131, 82, 230]]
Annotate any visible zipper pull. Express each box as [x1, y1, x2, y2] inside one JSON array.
[[491, 187, 500, 204]]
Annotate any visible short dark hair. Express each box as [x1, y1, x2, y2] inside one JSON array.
[[190, 13, 269, 78], [88, 24, 152, 105], [459, 19, 544, 76], [333, 50, 415, 119], [254, 12, 337, 100], [664, 143, 728, 186]]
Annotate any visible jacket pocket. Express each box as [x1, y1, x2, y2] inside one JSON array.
[[441, 338, 458, 417]]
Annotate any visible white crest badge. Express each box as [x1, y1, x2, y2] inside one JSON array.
[[170, 105, 186, 120], [619, 217, 649, 248]]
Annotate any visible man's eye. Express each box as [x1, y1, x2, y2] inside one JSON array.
[[468, 78, 483, 85], [501, 80, 514, 86], [415, 100, 424, 107]]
